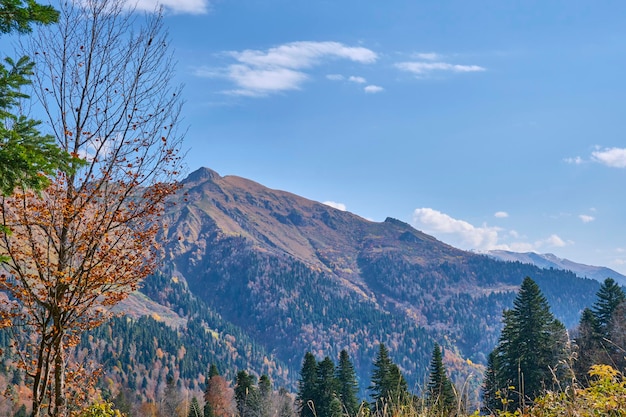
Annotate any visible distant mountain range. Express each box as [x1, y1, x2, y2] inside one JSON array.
[[150, 168, 601, 391], [3, 167, 607, 406], [486, 250, 626, 287]]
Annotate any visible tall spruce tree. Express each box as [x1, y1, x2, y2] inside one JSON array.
[[573, 308, 601, 384], [316, 356, 339, 417], [336, 350, 359, 417], [259, 375, 272, 417], [481, 351, 499, 414], [369, 343, 392, 409], [235, 370, 259, 417], [488, 277, 570, 410], [574, 278, 626, 378], [592, 278, 625, 336], [369, 343, 409, 411], [426, 343, 456, 414], [189, 397, 202, 417], [298, 352, 318, 417]]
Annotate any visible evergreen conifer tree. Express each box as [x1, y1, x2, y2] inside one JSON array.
[[488, 277, 570, 410], [259, 375, 272, 417], [574, 279, 626, 381], [209, 364, 220, 379], [481, 351, 499, 414], [369, 343, 409, 411], [573, 308, 602, 384], [189, 396, 202, 417], [298, 353, 318, 417], [369, 343, 392, 408], [336, 350, 359, 417], [316, 356, 339, 417], [426, 343, 456, 414], [592, 278, 625, 336], [235, 370, 259, 417]]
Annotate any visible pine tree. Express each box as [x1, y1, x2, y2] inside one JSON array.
[[573, 308, 601, 384], [369, 343, 392, 408], [592, 278, 625, 336], [316, 356, 339, 417], [574, 279, 626, 380], [258, 375, 272, 417], [209, 364, 220, 378], [488, 277, 570, 410], [481, 351, 499, 414], [189, 396, 202, 417], [298, 352, 318, 417], [336, 350, 359, 417], [369, 343, 409, 411], [426, 343, 456, 414], [235, 370, 259, 417]]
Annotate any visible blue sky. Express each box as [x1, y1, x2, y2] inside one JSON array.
[[47, 1, 626, 273]]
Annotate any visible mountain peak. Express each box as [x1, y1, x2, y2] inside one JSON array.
[[183, 167, 221, 184]]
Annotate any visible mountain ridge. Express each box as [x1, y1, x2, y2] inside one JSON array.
[[150, 168, 601, 394], [486, 250, 626, 286]]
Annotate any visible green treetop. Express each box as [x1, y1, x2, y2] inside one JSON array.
[[336, 349, 360, 417], [592, 277, 625, 336], [0, 0, 79, 197], [426, 343, 456, 414], [488, 277, 570, 411], [298, 352, 318, 417], [369, 343, 409, 411]]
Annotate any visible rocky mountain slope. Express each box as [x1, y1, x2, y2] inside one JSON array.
[[1, 167, 608, 406], [152, 167, 601, 391]]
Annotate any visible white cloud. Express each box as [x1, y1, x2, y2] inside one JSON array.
[[230, 42, 377, 69], [226, 65, 307, 96], [200, 41, 378, 96], [411, 207, 571, 253], [348, 76, 366, 84], [364, 85, 384, 93], [396, 61, 486, 77], [126, 0, 209, 14], [323, 201, 347, 211], [543, 234, 566, 247], [579, 214, 595, 223], [564, 156, 584, 165], [494, 211, 509, 218], [591, 147, 626, 168], [414, 52, 441, 61], [412, 208, 499, 249]]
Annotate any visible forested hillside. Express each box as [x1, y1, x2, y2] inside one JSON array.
[[155, 168, 602, 391], [0, 167, 615, 416]]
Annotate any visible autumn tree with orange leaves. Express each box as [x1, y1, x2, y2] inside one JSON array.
[[0, 0, 183, 416]]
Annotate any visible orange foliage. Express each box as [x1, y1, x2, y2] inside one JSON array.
[[205, 375, 237, 417], [0, 0, 183, 414]]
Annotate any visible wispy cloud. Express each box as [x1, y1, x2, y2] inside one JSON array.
[[579, 214, 595, 223], [564, 156, 584, 165], [323, 201, 347, 211], [196, 41, 378, 96], [396, 61, 486, 77], [414, 52, 441, 61], [411, 207, 570, 252], [126, 0, 209, 14], [364, 85, 384, 93], [591, 147, 626, 168], [348, 76, 366, 84], [495, 211, 509, 218], [412, 208, 499, 249], [566, 147, 626, 168]]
